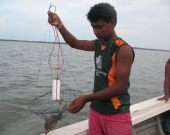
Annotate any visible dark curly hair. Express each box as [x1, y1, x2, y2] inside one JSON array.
[[86, 3, 117, 25]]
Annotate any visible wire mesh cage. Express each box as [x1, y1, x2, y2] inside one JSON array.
[[28, 89, 82, 121], [28, 87, 82, 134], [28, 5, 83, 134]]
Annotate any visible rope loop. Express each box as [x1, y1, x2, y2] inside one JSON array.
[[48, 4, 64, 78], [49, 3, 56, 13]]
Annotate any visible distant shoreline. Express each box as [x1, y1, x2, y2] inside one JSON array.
[[0, 39, 67, 44], [0, 39, 169, 52]]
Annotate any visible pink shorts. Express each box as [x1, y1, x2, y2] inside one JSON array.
[[88, 108, 132, 135]]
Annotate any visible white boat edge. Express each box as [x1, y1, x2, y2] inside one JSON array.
[[41, 95, 170, 135]]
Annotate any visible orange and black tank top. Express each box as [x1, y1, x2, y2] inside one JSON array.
[[90, 38, 134, 114]]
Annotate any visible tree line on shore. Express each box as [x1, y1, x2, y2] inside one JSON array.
[[0, 39, 66, 44]]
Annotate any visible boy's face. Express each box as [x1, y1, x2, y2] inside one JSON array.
[[91, 19, 114, 42]]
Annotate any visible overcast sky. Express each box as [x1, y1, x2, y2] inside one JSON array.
[[0, 0, 170, 50]]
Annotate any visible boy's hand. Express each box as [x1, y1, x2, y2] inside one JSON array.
[[47, 11, 61, 28], [157, 95, 169, 102], [67, 96, 87, 113]]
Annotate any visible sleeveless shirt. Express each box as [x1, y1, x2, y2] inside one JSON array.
[[90, 38, 134, 114]]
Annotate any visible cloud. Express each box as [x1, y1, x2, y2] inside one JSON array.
[[0, 0, 170, 50], [0, 18, 5, 32]]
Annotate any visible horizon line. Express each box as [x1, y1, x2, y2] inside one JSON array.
[[0, 39, 169, 52]]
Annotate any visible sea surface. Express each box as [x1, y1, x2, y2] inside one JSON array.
[[0, 41, 169, 135]]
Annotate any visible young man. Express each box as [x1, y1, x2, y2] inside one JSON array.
[[48, 3, 134, 135], [157, 58, 170, 102]]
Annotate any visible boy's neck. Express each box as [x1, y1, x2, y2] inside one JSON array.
[[103, 31, 119, 44]]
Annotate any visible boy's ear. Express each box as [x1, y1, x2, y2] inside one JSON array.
[[110, 19, 116, 27]]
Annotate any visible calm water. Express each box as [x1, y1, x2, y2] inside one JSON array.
[[0, 41, 169, 135]]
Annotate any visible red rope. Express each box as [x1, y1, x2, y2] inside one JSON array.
[[48, 4, 64, 100], [48, 4, 64, 80]]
